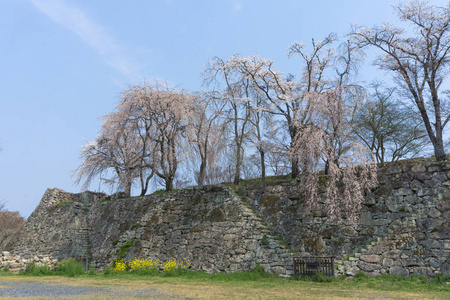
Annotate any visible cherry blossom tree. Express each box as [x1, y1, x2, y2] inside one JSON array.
[[205, 35, 377, 219], [75, 82, 194, 195], [74, 112, 146, 197], [351, 0, 450, 161], [188, 92, 228, 187], [204, 58, 254, 185], [290, 40, 378, 220], [118, 82, 195, 192]]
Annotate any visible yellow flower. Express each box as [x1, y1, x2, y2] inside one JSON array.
[[113, 260, 127, 272]]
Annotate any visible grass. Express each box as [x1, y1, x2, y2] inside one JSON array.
[[0, 269, 449, 299], [151, 188, 179, 195], [118, 238, 135, 259]]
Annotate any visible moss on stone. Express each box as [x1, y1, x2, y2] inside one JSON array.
[[261, 195, 280, 214], [206, 207, 226, 222]]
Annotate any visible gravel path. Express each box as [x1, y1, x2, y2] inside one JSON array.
[[0, 280, 176, 299]]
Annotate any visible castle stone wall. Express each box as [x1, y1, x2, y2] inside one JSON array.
[[4, 161, 450, 276], [238, 161, 450, 276]]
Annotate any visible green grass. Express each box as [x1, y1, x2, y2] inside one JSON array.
[[1, 267, 449, 299], [56, 258, 85, 277]]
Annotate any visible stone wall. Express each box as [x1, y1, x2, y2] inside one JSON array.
[[10, 185, 294, 275], [5, 160, 449, 277], [0, 251, 57, 272], [238, 161, 450, 276], [12, 188, 106, 260]]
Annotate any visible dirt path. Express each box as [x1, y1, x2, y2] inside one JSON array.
[[0, 278, 176, 299]]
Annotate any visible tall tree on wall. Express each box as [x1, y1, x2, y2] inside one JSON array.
[[74, 113, 144, 197], [207, 55, 305, 179], [188, 92, 228, 187], [75, 82, 194, 195], [204, 58, 253, 185], [208, 35, 377, 219], [291, 40, 378, 220], [118, 82, 195, 192], [351, 0, 450, 161], [352, 82, 428, 164]]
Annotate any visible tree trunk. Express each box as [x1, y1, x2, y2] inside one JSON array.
[[233, 164, 241, 185], [434, 138, 446, 161], [260, 150, 266, 181], [291, 157, 299, 179], [165, 177, 174, 192], [324, 160, 330, 176], [234, 152, 241, 185], [198, 160, 205, 187], [124, 181, 132, 197]]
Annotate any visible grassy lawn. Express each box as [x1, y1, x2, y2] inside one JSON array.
[[1, 269, 449, 299]]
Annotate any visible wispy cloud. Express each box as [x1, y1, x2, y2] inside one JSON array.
[[231, 1, 243, 13], [29, 0, 142, 80]]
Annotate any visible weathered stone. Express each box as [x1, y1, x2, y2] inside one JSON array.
[[360, 255, 381, 264], [359, 261, 381, 272], [414, 267, 432, 277], [360, 212, 373, 225], [426, 257, 442, 269], [442, 263, 450, 275], [402, 258, 423, 267], [436, 199, 450, 212], [390, 266, 409, 276], [420, 219, 445, 231], [411, 164, 426, 173], [382, 258, 394, 267]]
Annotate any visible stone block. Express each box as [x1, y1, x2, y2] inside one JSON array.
[[426, 257, 442, 268], [360, 255, 381, 264], [413, 267, 432, 277], [382, 258, 394, 267], [359, 261, 380, 272], [411, 164, 426, 173], [441, 263, 450, 275], [390, 266, 409, 276]]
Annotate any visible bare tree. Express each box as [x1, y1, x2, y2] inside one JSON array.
[[351, 0, 450, 161], [352, 83, 428, 164], [0, 202, 26, 251]]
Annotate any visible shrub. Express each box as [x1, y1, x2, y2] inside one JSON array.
[[20, 263, 53, 276], [57, 258, 85, 277], [103, 265, 112, 275], [354, 270, 369, 281]]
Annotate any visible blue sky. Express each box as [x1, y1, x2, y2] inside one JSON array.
[[0, 0, 446, 217]]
